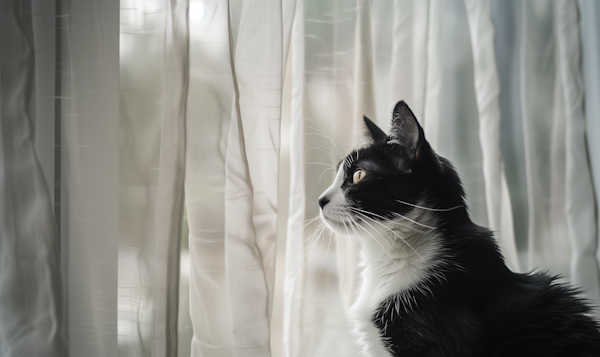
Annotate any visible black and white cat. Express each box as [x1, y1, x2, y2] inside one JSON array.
[[318, 101, 600, 357]]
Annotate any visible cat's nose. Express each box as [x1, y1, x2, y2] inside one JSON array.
[[319, 196, 330, 209]]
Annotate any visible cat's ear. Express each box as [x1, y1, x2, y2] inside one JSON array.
[[363, 115, 387, 142], [389, 101, 425, 160]]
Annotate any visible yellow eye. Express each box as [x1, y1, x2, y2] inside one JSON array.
[[353, 169, 367, 184]]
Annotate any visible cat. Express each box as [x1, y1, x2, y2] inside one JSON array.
[[318, 101, 600, 357]]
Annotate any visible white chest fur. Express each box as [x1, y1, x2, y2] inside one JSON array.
[[348, 212, 442, 357], [350, 266, 396, 357]]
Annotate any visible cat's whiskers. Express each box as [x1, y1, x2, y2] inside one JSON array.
[[304, 127, 348, 158], [344, 211, 396, 252], [349, 208, 429, 265], [305, 162, 336, 168], [306, 145, 341, 163], [303, 215, 322, 227], [341, 217, 370, 250], [395, 199, 464, 212], [298, 221, 325, 260], [342, 212, 394, 260], [318, 168, 336, 184], [349, 206, 434, 232], [290, 219, 329, 274], [319, 229, 335, 275], [387, 211, 436, 230]]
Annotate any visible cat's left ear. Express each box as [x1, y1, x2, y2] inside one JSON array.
[[389, 101, 426, 161], [363, 115, 387, 143]]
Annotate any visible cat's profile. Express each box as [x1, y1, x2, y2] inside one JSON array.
[[318, 101, 600, 357]]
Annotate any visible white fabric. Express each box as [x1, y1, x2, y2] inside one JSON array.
[[120, 0, 188, 355], [556, 0, 600, 303], [3, 1, 600, 356], [519, 1, 571, 277], [2, 0, 188, 355], [463, 0, 519, 271], [491, 0, 530, 264], [56, 0, 188, 355], [56, 1, 121, 356], [435, 0, 489, 229], [579, 0, 600, 297], [0, 0, 66, 355], [185, 0, 288, 356], [283, 1, 306, 356], [421, 0, 444, 148], [373, 1, 428, 127]]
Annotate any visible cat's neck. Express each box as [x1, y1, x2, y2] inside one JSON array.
[[350, 211, 445, 357], [362, 208, 439, 258]]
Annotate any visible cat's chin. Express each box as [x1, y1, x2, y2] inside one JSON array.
[[320, 211, 358, 237], [319, 211, 358, 237]]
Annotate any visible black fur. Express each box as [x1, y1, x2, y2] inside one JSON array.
[[341, 101, 600, 356]]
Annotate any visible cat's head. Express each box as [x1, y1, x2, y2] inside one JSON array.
[[318, 101, 467, 241]]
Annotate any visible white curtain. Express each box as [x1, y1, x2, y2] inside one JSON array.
[[1, 0, 600, 357], [2, 0, 187, 356], [0, 0, 66, 355], [184, 0, 292, 355]]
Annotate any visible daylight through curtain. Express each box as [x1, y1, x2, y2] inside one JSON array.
[[1, 1, 600, 357]]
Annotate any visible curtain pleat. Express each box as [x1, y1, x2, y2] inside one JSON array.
[[579, 0, 600, 292], [231, 0, 284, 322], [0, 0, 67, 355], [492, 0, 530, 263], [434, 0, 490, 230], [119, 0, 188, 355], [555, 0, 600, 304], [283, 0, 306, 356], [58, 1, 120, 355], [186, 0, 284, 356], [463, 0, 519, 271], [520, 1, 572, 275], [422, 0, 444, 148], [383, 1, 429, 127]]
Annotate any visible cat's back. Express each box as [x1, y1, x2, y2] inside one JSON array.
[[488, 272, 600, 357]]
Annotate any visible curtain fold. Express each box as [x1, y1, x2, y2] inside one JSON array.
[[119, 0, 188, 355], [2, 0, 188, 355], [381, 1, 428, 127], [520, 1, 570, 274], [283, 0, 306, 356], [421, 0, 444, 148], [492, 0, 530, 264], [58, 0, 120, 355], [185, 0, 286, 356], [555, 0, 600, 303], [463, 0, 519, 271], [579, 0, 600, 289], [0, 0, 67, 355]]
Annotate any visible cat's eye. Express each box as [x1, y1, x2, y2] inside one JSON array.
[[353, 169, 367, 184]]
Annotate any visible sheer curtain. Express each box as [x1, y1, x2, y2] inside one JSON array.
[[1, 0, 600, 357]]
